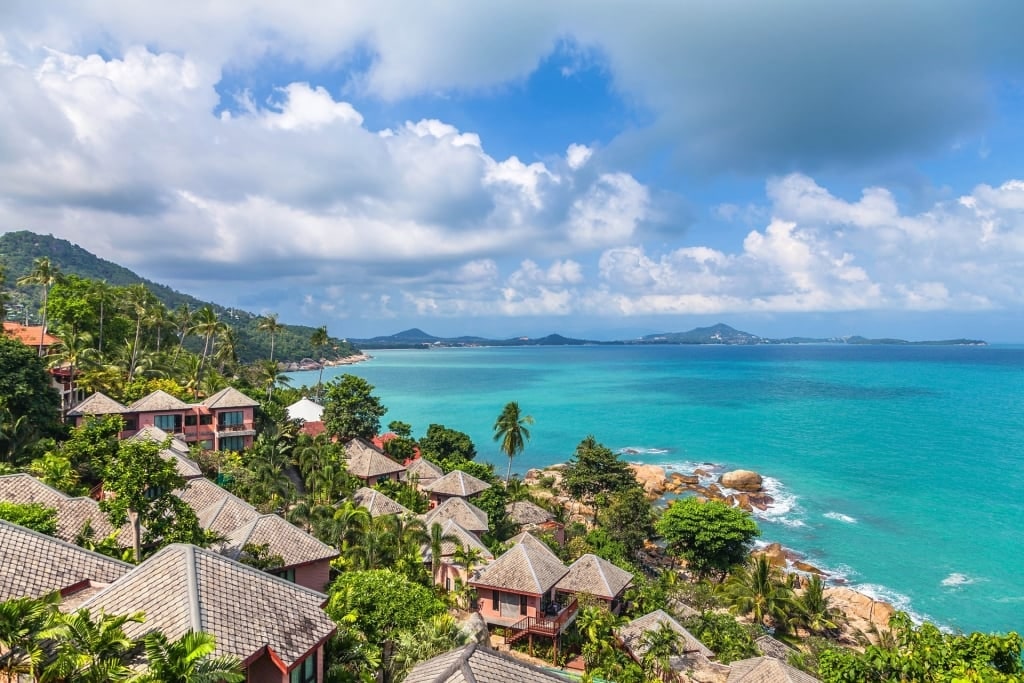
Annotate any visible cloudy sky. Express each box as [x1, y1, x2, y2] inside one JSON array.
[[1, 1, 1023, 341]]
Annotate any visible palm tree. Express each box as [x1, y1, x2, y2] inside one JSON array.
[[390, 614, 471, 681], [0, 594, 61, 681], [190, 306, 224, 394], [121, 285, 153, 384], [310, 325, 329, 401], [171, 303, 193, 365], [795, 574, 842, 636], [451, 545, 484, 578], [257, 313, 285, 363], [144, 303, 174, 355], [17, 256, 61, 355], [722, 554, 796, 628], [427, 522, 460, 585], [47, 328, 98, 408], [133, 630, 244, 683], [214, 327, 238, 375], [641, 623, 682, 683], [318, 501, 370, 552], [254, 359, 291, 402], [44, 608, 144, 683], [493, 401, 534, 485]]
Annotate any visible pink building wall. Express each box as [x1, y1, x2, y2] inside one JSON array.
[[293, 560, 332, 594], [474, 587, 544, 623]]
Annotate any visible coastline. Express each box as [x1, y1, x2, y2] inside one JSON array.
[[277, 351, 372, 373]]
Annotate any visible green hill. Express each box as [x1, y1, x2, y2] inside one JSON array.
[[0, 230, 356, 363]]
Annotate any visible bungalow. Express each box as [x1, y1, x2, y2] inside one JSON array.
[[344, 437, 406, 485], [405, 457, 444, 490], [422, 469, 491, 506], [352, 486, 411, 517], [0, 473, 131, 545], [554, 553, 633, 613], [69, 387, 259, 452], [4, 321, 80, 410], [727, 657, 820, 683], [81, 543, 337, 683], [420, 518, 493, 591], [285, 397, 325, 437], [404, 643, 571, 683], [506, 500, 565, 545], [421, 497, 489, 537], [129, 425, 205, 479], [615, 609, 719, 679]]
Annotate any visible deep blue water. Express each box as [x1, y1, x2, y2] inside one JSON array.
[[289, 344, 1024, 634]]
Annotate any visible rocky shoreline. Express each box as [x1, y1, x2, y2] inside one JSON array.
[[278, 352, 372, 373]]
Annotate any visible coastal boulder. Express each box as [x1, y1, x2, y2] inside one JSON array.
[[629, 463, 667, 497], [756, 542, 788, 568], [720, 469, 764, 492]]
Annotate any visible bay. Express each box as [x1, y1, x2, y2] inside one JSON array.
[[288, 343, 1024, 634]]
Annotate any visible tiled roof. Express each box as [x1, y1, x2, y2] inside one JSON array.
[[286, 398, 324, 423], [195, 495, 260, 537], [404, 643, 572, 683], [67, 391, 128, 416], [3, 322, 60, 347], [727, 657, 820, 683], [352, 487, 411, 517], [218, 514, 339, 567], [130, 426, 204, 479], [424, 470, 491, 498], [756, 635, 797, 660], [471, 533, 567, 595], [406, 458, 444, 487], [129, 389, 190, 412], [555, 554, 633, 600], [202, 386, 260, 409], [421, 519, 494, 563], [345, 438, 406, 479], [506, 500, 556, 526], [422, 497, 489, 534], [0, 473, 128, 544], [81, 544, 336, 668], [616, 609, 714, 660], [176, 478, 237, 515], [0, 520, 132, 600]]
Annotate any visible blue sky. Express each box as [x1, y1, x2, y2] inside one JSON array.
[[1, 1, 1023, 341]]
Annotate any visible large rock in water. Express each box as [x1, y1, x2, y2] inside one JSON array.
[[720, 469, 763, 492], [629, 463, 667, 497]]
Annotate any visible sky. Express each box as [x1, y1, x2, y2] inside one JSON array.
[[1, 2, 1023, 341]]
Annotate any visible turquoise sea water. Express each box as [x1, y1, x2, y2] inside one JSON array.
[[290, 344, 1024, 634]]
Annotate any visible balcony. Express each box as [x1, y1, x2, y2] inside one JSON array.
[[216, 423, 256, 438], [505, 597, 579, 643]]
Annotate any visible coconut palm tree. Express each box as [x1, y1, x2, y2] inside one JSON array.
[[253, 359, 290, 402], [47, 327, 98, 408], [795, 574, 842, 636], [493, 401, 534, 485], [16, 256, 61, 355], [0, 594, 61, 681], [190, 306, 224, 393], [171, 303, 193, 365], [310, 325, 329, 401], [641, 623, 682, 683], [121, 285, 153, 384], [427, 522, 460, 585], [257, 313, 285, 363], [319, 501, 370, 552], [722, 554, 796, 628], [44, 607, 145, 683], [390, 614, 471, 681], [133, 630, 244, 683]]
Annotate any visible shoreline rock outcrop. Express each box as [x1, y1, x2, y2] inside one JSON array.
[[719, 469, 764, 492]]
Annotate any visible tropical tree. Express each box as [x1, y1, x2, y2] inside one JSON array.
[[796, 574, 842, 636], [316, 501, 369, 552], [190, 306, 224, 393], [44, 607, 144, 683], [257, 313, 285, 363], [16, 256, 60, 354], [310, 325, 329, 399], [0, 335, 62, 464], [133, 629, 245, 683], [656, 497, 760, 580], [492, 401, 533, 485], [641, 622, 683, 683], [722, 554, 795, 628], [47, 327, 98, 407], [0, 594, 61, 680], [427, 522, 460, 584], [321, 374, 387, 442], [390, 614, 471, 681], [0, 501, 58, 535], [121, 285, 154, 383], [562, 435, 638, 523], [170, 303, 193, 365]]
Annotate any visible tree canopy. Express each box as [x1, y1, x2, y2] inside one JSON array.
[[0, 502, 58, 536], [321, 374, 387, 442], [562, 435, 638, 505], [418, 423, 476, 464], [0, 334, 62, 465], [655, 497, 760, 580]]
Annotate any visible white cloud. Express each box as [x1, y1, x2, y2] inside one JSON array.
[[566, 143, 592, 170], [261, 83, 363, 130], [567, 173, 649, 247]]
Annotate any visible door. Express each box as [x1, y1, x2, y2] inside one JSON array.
[[499, 591, 522, 618]]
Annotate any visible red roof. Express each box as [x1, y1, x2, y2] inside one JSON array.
[[372, 433, 421, 462], [3, 322, 60, 348], [300, 421, 326, 438]]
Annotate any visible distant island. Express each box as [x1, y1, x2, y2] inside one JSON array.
[[350, 323, 987, 349]]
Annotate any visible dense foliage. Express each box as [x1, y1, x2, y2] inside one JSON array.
[[0, 501, 58, 535], [0, 334, 62, 465], [656, 497, 760, 580], [321, 374, 388, 441]]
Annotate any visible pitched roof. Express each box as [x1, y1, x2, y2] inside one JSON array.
[[128, 389, 190, 412], [756, 635, 798, 661], [406, 457, 444, 486], [616, 609, 714, 660], [0, 520, 132, 601], [0, 473, 127, 544], [176, 477, 238, 515], [286, 397, 324, 423], [422, 497, 489, 534], [3, 322, 60, 347], [555, 553, 633, 600], [218, 514, 339, 568], [352, 487, 411, 517], [130, 425, 204, 478], [202, 386, 260, 409], [727, 657, 820, 683], [506, 500, 556, 526], [195, 494, 260, 536], [471, 533, 567, 595], [67, 391, 128, 416], [424, 470, 491, 498], [81, 544, 336, 668], [345, 437, 406, 479], [421, 519, 494, 563], [404, 643, 571, 683]]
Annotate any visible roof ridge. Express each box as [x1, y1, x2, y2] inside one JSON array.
[[184, 544, 202, 631], [593, 554, 611, 593], [182, 543, 331, 600], [0, 519, 133, 568]]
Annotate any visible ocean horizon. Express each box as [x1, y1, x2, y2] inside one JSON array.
[[287, 343, 1024, 635]]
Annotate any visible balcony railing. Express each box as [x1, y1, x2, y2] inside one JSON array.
[[506, 597, 579, 643], [217, 423, 255, 433]]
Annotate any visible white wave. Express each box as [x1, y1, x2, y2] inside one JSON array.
[[746, 476, 804, 528], [940, 572, 975, 588], [851, 583, 933, 626], [824, 511, 858, 524], [617, 446, 672, 458]]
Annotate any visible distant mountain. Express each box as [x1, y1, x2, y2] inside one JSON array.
[[637, 323, 763, 345], [351, 330, 597, 349], [0, 231, 357, 363]]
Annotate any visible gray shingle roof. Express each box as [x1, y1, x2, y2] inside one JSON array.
[[67, 392, 128, 416], [555, 553, 633, 600], [424, 470, 491, 498], [616, 609, 714, 660], [352, 487, 411, 517], [202, 387, 260, 409], [0, 520, 132, 601], [345, 438, 406, 479], [756, 635, 797, 660], [422, 497, 489, 534], [218, 514, 339, 567], [471, 533, 567, 595], [130, 426, 204, 478], [176, 477, 235, 514], [128, 389, 190, 412], [406, 458, 444, 487], [506, 500, 556, 526], [81, 544, 336, 668], [0, 473, 128, 544], [421, 519, 494, 563], [727, 657, 820, 683], [196, 495, 260, 536], [404, 643, 572, 683]]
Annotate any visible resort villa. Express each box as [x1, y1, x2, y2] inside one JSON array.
[[343, 437, 406, 485], [422, 469, 491, 506]]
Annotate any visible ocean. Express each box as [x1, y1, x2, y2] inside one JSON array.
[[288, 343, 1024, 635]]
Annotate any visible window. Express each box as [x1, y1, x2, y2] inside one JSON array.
[[219, 436, 245, 452], [445, 577, 451, 591], [520, 594, 528, 616], [289, 655, 316, 683], [274, 567, 296, 583], [154, 414, 181, 432], [184, 414, 197, 427], [124, 418, 138, 431], [218, 411, 244, 427], [199, 414, 213, 426], [491, 591, 499, 611]]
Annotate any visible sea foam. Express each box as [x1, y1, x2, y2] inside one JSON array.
[[941, 572, 975, 588], [824, 511, 858, 524]]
